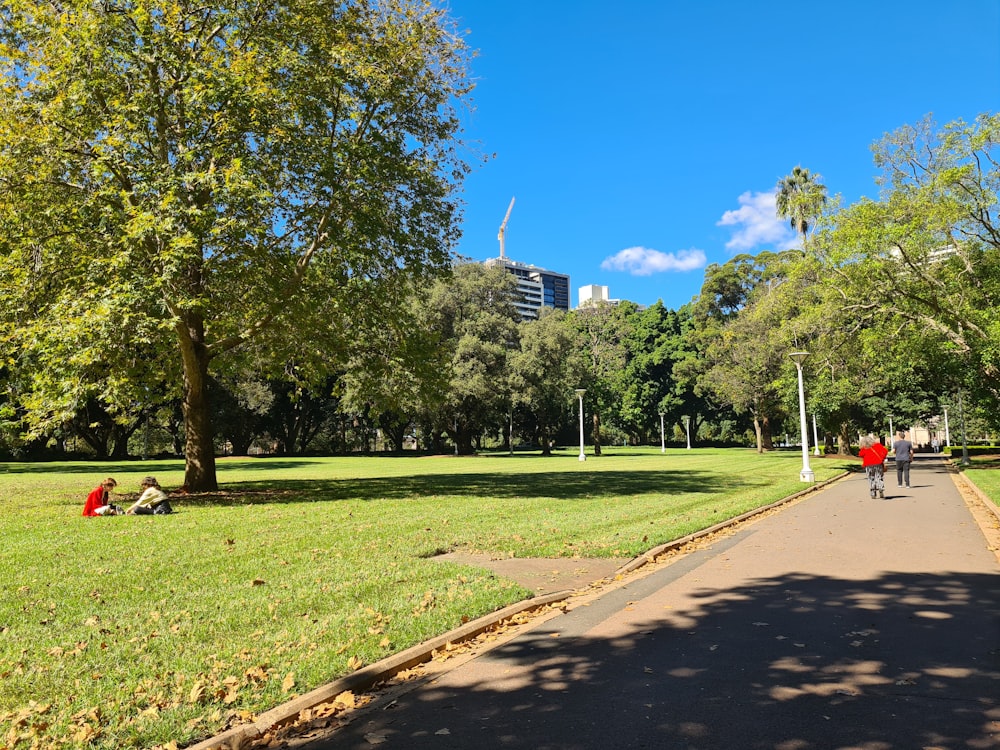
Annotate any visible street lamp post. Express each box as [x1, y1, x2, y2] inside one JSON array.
[[788, 352, 815, 482], [659, 412, 665, 453], [812, 414, 821, 456], [943, 407, 951, 447], [683, 415, 691, 450], [575, 389, 587, 462], [887, 415, 894, 453]]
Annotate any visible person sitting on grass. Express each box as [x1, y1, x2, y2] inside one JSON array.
[[82, 477, 121, 516], [126, 476, 173, 515]]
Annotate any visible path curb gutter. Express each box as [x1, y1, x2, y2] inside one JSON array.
[[613, 471, 849, 577], [186, 590, 572, 750], [947, 460, 1000, 524]]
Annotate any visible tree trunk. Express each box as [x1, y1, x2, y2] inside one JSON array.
[[448, 421, 475, 455], [761, 416, 774, 450], [592, 412, 602, 456], [386, 423, 405, 452], [457, 433, 475, 454], [837, 422, 853, 456], [167, 409, 184, 456], [109, 423, 131, 459], [177, 314, 218, 491], [753, 416, 764, 453], [540, 427, 551, 456], [78, 430, 110, 459], [229, 435, 252, 456]]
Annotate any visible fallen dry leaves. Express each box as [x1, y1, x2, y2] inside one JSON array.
[[247, 691, 369, 748], [241, 602, 567, 749]]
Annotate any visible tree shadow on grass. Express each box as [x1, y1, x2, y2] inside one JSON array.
[[0, 458, 331, 475], [182, 469, 754, 507], [314, 569, 1000, 749]]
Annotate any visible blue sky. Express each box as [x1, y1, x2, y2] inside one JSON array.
[[445, 0, 1000, 311]]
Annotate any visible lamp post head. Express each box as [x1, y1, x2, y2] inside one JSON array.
[[788, 351, 809, 365], [575, 388, 586, 398]]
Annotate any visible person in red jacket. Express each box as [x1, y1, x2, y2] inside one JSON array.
[[858, 435, 888, 499], [82, 477, 119, 516]]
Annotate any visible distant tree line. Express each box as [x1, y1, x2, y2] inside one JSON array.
[[0, 0, 996, 479]]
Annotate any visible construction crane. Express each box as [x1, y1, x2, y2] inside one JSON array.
[[497, 197, 515, 258]]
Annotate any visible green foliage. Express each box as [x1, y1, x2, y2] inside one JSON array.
[[415, 263, 522, 453], [509, 309, 588, 453], [569, 300, 634, 450], [776, 165, 828, 241], [697, 118, 1000, 448], [0, 0, 475, 489], [694, 251, 812, 451], [815, 114, 1000, 408], [618, 302, 682, 435]]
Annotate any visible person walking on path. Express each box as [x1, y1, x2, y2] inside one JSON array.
[[892, 430, 914, 487], [858, 434, 888, 498]]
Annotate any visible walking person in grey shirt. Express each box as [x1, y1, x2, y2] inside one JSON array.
[[892, 431, 914, 488]]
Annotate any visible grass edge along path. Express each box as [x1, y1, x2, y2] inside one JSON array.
[[1, 449, 852, 749], [954, 458, 1000, 529]]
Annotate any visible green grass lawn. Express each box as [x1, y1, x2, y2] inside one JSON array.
[[0, 448, 852, 749], [960, 455, 1000, 507]]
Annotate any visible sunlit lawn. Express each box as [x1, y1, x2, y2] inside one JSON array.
[[961, 455, 1000, 507], [0, 448, 853, 749]]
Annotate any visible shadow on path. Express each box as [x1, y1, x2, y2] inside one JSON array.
[[320, 569, 1000, 749]]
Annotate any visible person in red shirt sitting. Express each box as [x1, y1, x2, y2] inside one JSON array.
[[82, 477, 120, 516], [858, 434, 888, 499]]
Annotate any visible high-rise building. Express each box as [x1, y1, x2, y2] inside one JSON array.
[[485, 257, 570, 321], [578, 284, 621, 307]]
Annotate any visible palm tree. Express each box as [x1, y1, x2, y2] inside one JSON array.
[[776, 166, 827, 244]]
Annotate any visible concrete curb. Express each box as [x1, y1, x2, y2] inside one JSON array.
[[947, 461, 1000, 525], [186, 471, 850, 749], [612, 471, 850, 577], [186, 591, 572, 750]]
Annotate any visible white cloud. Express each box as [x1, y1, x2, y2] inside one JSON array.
[[601, 246, 707, 276], [717, 189, 798, 252]]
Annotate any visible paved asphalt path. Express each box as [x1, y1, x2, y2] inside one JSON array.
[[301, 456, 1000, 750]]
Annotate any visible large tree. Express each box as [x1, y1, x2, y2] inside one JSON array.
[[618, 301, 684, 443], [814, 114, 1000, 413], [509, 309, 587, 456], [417, 263, 521, 455], [0, 0, 473, 489], [687, 252, 801, 450], [571, 300, 635, 454]]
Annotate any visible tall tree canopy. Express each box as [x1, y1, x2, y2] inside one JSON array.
[[0, 0, 474, 488], [417, 263, 521, 454], [814, 114, 1000, 413], [509, 309, 587, 455], [776, 165, 827, 243], [571, 299, 635, 454]]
